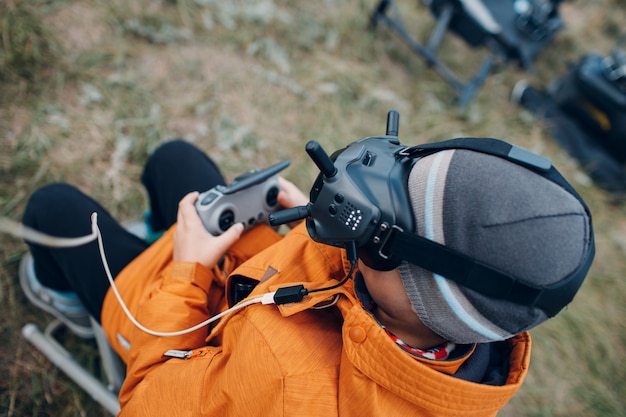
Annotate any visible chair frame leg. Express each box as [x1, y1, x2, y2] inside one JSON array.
[[370, 0, 496, 106], [22, 321, 121, 415]]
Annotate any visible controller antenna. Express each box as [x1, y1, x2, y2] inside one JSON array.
[[306, 141, 337, 178], [386, 109, 399, 137], [269, 205, 311, 226]]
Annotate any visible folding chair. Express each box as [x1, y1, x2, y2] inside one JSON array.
[[370, 0, 564, 106], [22, 318, 124, 415]]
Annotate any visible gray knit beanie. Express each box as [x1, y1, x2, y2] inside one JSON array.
[[398, 148, 592, 344]]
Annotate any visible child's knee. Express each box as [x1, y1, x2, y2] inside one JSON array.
[[151, 139, 192, 161], [24, 183, 83, 226]]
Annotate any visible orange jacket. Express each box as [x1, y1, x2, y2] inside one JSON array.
[[102, 223, 531, 416]]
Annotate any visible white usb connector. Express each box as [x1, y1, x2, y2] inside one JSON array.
[[260, 291, 277, 305]]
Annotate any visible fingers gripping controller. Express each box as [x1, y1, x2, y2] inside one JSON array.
[[195, 160, 290, 235]]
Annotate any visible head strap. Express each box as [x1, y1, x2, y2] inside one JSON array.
[[389, 137, 595, 317]]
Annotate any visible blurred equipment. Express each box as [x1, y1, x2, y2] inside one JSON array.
[[513, 43, 626, 199], [549, 47, 626, 161], [370, 0, 564, 106]]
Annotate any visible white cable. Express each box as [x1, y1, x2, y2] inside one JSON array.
[[1, 213, 277, 337], [0, 217, 98, 247], [90, 212, 276, 337]]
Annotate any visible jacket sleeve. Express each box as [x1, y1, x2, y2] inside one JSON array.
[[117, 261, 217, 409], [106, 224, 284, 411]]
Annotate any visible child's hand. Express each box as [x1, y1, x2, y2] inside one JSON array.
[[277, 177, 310, 229], [173, 191, 244, 268], [277, 177, 309, 209]]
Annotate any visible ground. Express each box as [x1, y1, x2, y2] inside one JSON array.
[[1, 0, 625, 416]]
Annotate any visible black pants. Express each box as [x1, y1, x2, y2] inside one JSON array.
[[23, 140, 226, 321]]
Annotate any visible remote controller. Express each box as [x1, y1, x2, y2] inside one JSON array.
[[195, 160, 291, 235]]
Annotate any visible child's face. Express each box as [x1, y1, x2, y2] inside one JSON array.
[[358, 260, 447, 349], [358, 260, 414, 320]]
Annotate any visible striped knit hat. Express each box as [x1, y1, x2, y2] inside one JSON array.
[[398, 148, 592, 344]]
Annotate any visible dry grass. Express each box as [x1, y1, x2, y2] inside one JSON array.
[[1, 0, 625, 415], [0, 0, 60, 84]]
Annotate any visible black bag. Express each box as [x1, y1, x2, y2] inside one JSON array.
[[550, 49, 626, 161], [515, 83, 626, 197]]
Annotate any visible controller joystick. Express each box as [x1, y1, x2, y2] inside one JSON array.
[[195, 160, 291, 235]]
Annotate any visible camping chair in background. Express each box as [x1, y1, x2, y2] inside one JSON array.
[[370, 0, 564, 106], [22, 318, 124, 415]]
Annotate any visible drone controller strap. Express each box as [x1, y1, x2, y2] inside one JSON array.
[[384, 137, 595, 317]]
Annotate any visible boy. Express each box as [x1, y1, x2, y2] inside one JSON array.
[[21, 133, 594, 416]]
